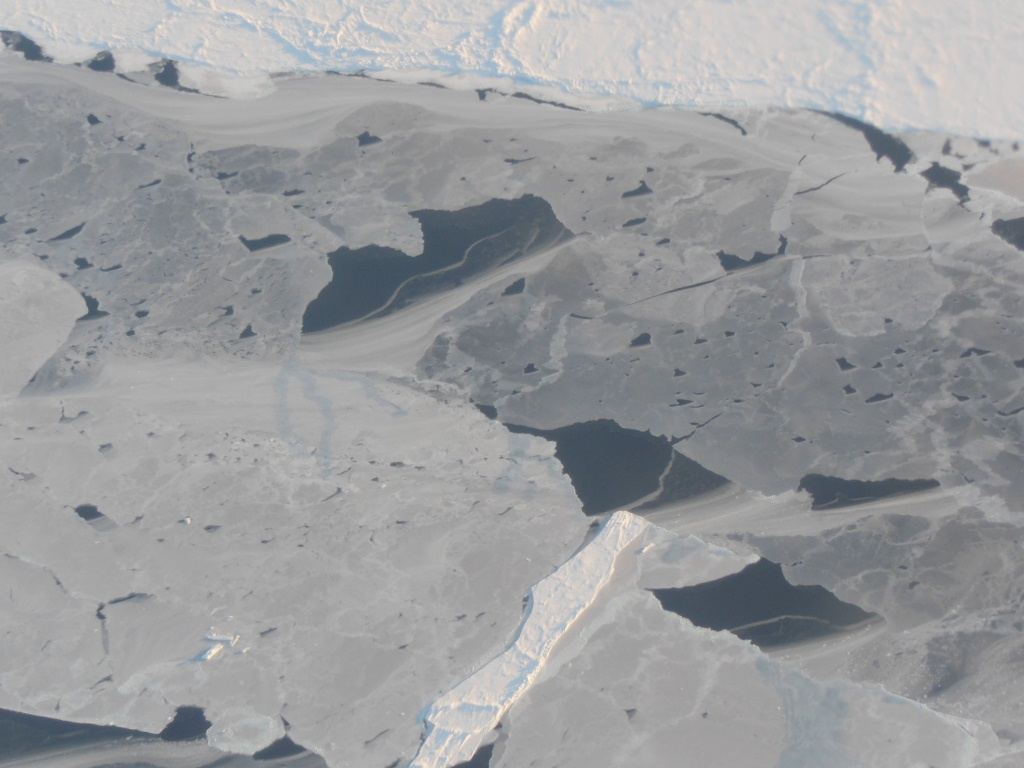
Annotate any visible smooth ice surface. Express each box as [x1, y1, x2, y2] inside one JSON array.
[[2, 50, 1024, 768], [1, 1, 1023, 138], [0, 260, 84, 397]]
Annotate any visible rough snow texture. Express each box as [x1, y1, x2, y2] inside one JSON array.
[[2, 0, 1023, 138]]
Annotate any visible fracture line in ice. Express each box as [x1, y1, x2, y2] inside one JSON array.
[[408, 509, 650, 768]]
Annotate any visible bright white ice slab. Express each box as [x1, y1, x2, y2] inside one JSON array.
[[410, 510, 649, 768], [2, 1, 1022, 138]]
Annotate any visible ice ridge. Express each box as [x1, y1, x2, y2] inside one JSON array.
[[408, 510, 650, 768]]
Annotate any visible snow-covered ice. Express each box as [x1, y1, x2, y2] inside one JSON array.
[[2, 1, 1023, 137]]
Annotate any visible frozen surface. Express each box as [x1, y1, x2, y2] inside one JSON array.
[[0, 260, 83, 397], [2, 51, 1024, 768], [494, 582, 999, 768], [1, 1, 1023, 138]]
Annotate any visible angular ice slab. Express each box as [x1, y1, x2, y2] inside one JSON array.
[[0, 261, 84, 397], [410, 510, 650, 768]]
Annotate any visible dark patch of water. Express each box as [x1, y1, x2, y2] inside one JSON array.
[[629, 332, 652, 348], [254, 735, 307, 760], [822, 112, 914, 172], [0, 706, 145, 761], [81, 511, 114, 534], [357, 131, 382, 146], [634, 449, 730, 511], [48, 222, 86, 242], [505, 419, 672, 515], [86, 113, 101, 126], [651, 558, 876, 648], [622, 181, 653, 198], [474, 87, 581, 111], [0, 30, 51, 62], [154, 59, 180, 87], [510, 91, 582, 111], [239, 234, 291, 252], [717, 235, 787, 272], [921, 162, 969, 203], [716, 250, 770, 272], [86, 51, 115, 72], [74, 504, 103, 521], [864, 392, 893, 403], [283, 189, 305, 197], [501, 277, 526, 296], [159, 706, 210, 742], [302, 195, 571, 331], [109, 592, 148, 606], [474, 403, 498, 419], [798, 473, 940, 509], [992, 217, 1024, 251], [623, 217, 646, 227], [452, 741, 495, 768], [153, 60, 199, 93], [699, 112, 747, 136], [239, 324, 257, 339], [78, 294, 109, 321], [0, 706, 327, 766], [794, 172, 845, 196], [959, 347, 990, 358]]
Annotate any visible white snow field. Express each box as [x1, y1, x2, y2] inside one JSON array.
[[1, 0, 1023, 138], [2, 12, 1024, 768]]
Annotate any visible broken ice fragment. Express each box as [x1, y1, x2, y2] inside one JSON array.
[[409, 510, 650, 768]]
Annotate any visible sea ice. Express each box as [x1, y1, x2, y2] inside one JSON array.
[[1, 48, 1022, 768]]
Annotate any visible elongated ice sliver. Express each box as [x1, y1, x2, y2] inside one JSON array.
[[409, 510, 650, 768]]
